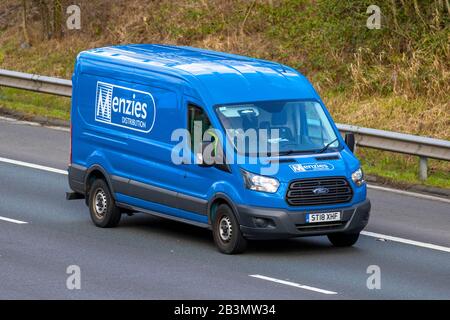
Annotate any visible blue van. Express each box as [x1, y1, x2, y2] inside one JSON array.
[[67, 44, 370, 254]]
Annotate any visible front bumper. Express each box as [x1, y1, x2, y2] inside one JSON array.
[[236, 199, 371, 240]]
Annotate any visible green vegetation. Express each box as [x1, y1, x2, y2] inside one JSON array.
[[0, 87, 70, 120], [0, 0, 448, 189], [358, 149, 450, 189]]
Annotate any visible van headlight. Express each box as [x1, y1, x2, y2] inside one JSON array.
[[351, 168, 365, 186], [241, 169, 280, 193]]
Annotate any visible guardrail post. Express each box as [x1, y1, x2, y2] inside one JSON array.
[[419, 156, 428, 181]]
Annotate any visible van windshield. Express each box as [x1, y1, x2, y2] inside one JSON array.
[[215, 100, 340, 156]]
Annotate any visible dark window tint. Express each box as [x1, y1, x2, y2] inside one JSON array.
[[188, 104, 212, 150]]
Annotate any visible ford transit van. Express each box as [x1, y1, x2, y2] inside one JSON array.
[[67, 44, 370, 254]]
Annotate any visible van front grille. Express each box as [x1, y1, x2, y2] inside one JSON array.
[[286, 177, 353, 206]]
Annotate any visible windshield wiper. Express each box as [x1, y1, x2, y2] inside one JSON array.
[[316, 138, 339, 154], [277, 149, 317, 156], [267, 139, 339, 156]]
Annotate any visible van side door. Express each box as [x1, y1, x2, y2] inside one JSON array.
[[175, 103, 230, 215]]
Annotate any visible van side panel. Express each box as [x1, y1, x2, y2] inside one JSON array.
[[72, 58, 211, 219], [73, 71, 132, 182], [118, 79, 192, 213]]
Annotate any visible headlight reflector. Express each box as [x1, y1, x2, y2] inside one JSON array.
[[241, 170, 280, 193], [351, 168, 365, 186]]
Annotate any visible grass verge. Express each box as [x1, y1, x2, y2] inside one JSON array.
[[0, 88, 448, 190], [0, 87, 70, 120], [0, 0, 448, 190], [358, 149, 450, 189]]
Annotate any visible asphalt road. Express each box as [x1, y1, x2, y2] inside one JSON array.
[[0, 117, 449, 299]]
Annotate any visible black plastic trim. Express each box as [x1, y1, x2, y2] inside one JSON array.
[[117, 202, 210, 229], [111, 175, 208, 216], [68, 164, 208, 215], [67, 163, 87, 194], [237, 199, 371, 240]]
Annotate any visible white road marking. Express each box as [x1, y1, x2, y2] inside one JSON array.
[[362, 231, 450, 253], [1, 154, 447, 204], [45, 126, 70, 132], [367, 184, 450, 204], [0, 157, 67, 175], [249, 274, 337, 295], [1, 156, 449, 254], [0, 116, 40, 127], [1, 116, 448, 201], [0, 216, 28, 224], [1, 116, 448, 200], [0, 116, 69, 132]]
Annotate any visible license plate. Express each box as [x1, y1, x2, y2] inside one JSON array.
[[306, 212, 341, 223]]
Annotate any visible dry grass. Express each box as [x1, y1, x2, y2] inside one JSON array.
[[1, 1, 448, 133], [325, 94, 450, 139], [0, 0, 449, 187]]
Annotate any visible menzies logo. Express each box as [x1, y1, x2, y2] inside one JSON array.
[[289, 163, 334, 173], [95, 82, 156, 133]]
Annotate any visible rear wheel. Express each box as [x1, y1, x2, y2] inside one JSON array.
[[89, 179, 121, 228], [328, 232, 360, 247], [212, 204, 247, 254]]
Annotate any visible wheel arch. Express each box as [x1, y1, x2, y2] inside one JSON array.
[[208, 193, 241, 225], [84, 165, 116, 205]]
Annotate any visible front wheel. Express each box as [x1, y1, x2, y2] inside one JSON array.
[[212, 204, 247, 254], [328, 232, 360, 247]]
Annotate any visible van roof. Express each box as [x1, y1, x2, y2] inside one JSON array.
[[78, 44, 318, 105]]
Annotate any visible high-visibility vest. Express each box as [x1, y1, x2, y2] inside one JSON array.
[[205, 128, 219, 155]]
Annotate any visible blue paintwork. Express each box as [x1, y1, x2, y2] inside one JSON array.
[[71, 44, 367, 224]]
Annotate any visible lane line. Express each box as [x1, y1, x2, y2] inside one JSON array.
[[0, 157, 67, 175], [362, 231, 450, 253], [0, 116, 40, 127], [0, 216, 28, 224], [0, 116, 69, 132], [0, 155, 448, 204], [1, 156, 449, 254], [1, 116, 448, 202], [367, 184, 450, 204], [249, 274, 337, 295]]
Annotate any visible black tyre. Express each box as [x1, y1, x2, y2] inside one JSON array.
[[328, 232, 360, 247], [88, 179, 121, 228], [212, 204, 247, 254]]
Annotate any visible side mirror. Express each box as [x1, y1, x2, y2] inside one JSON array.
[[345, 133, 356, 153]]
